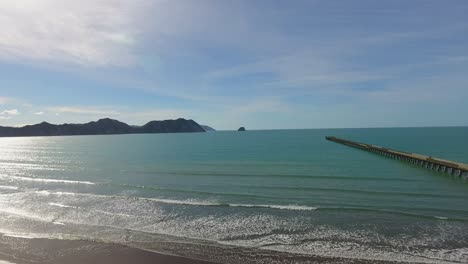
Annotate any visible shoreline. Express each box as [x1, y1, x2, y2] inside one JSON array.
[[0, 236, 216, 264], [0, 235, 428, 264]]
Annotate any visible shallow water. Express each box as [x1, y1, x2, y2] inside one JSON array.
[[0, 127, 467, 263]]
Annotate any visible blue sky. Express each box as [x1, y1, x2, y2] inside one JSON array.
[[0, 0, 467, 129]]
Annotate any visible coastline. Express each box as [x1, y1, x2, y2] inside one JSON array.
[[1, 129, 466, 264], [0, 236, 216, 264], [0, 235, 425, 264]]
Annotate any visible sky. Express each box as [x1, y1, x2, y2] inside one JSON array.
[[0, 0, 467, 130]]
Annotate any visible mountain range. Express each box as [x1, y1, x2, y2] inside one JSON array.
[[0, 118, 208, 137]]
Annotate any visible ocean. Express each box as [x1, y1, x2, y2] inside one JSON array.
[[0, 127, 467, 263]]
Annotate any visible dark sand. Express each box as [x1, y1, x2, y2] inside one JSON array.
[[0, 235, 409, 264], [0, 236, 215, 264]]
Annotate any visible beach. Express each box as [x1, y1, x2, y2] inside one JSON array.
[[0, 128, 467, 263], [0, 236, 415, 264], [2, 0, 467, 262], [0, 236, 214, 264]]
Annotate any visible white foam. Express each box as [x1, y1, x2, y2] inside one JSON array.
[[229, 204, 318, 211], [35, 191, 318, 212], [148, 198, 317, 211], [147, 198, 219, 206], [262, 240, 459, 264], [420, 247, 468, 263], [9, 176, 95, 185], [0, 189, 464, 263], [0, 185, 18, 190], [434, 216, 448, 220], [48, 202, 74, 208], [16, 189, 317, 212], [0, 260, 17, 264], [36, 190, 76, 196], [35, 190, 51, 195], [3, 233, 36, 239], [55, 191, 76, 196]]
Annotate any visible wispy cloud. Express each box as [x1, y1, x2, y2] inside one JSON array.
[[47, 106, 119, 116], [0, 1, 467, 129], [227, 97, 290, 116], [0, 0, 149, 66], [0, 108, 20, 119], [205, 50, 389, 91], [0, 109, 19, 115], [119, 109, 196, 125], [43, 106, 195, 123], [37, 105, 199, 125], [361, 72, 468, 104]]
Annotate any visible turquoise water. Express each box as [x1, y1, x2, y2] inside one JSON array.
[[0, 127, 467, 263]]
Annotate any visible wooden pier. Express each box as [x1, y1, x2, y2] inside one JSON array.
[[326, 136, 468, 179]]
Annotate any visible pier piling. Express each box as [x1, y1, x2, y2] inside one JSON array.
[[326, 136, 468, 178]]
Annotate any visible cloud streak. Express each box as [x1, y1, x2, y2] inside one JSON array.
[[0, 109, 19, 115], [47, 106, 119, 116], [0, 0, 149, 66], [0, 1, 467, 129], [0, 108, 19, 119]]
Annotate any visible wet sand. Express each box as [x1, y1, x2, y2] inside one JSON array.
[[0, 236, 215, 264], [0, 235, 412, 264]]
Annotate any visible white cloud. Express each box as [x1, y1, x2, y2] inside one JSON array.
[[0, 108, 19, 120], [205, 50, 388, 91], [34, 111, 44, 115], [116, 109, 197, 125], [0, 0, 149, 66], [47, 106, 119, 116], [0, 109, 19, 116], [54, 106, 196, 123]]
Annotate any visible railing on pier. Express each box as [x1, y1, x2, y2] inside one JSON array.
[[325, 136, 468, 178]]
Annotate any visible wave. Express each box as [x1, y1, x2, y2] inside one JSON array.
[[115, 183, 468, 206], [48, 202, 74, 208], [33, 190, 318, 211], [27, 190, 468, 220], [316, 207, 468, 221], [122, 169, 421, 182], [7, 176, 95, 185], [146, 198, 318, 211], [116, 183, 289, 200], [245, 185, 468, 199], [147, 197, 220, 206], [0, 185, 19, 190], [3, 233, 37, 239], [228, 204, 317, 211], [36, 190, 76, 196]]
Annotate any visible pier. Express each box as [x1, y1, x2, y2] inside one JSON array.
[[326, 136, 468, 179]]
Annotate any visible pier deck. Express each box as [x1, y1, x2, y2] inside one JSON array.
[[326, 136, 468, 178]]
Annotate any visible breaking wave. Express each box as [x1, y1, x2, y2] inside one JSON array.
[[7, 176, 95, 185]]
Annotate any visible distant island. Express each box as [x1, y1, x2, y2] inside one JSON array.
[[0, 118, 207, 137], [238, 127, 246, 131]]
